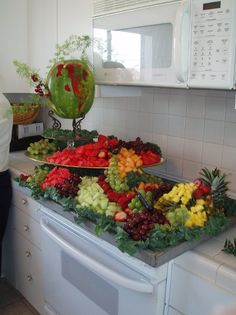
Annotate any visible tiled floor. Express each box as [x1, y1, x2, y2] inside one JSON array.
[[0, 278, 40, 315]]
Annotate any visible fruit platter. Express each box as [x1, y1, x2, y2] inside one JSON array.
[[16, 140, 236, 261], [25, 132, 164, 170]]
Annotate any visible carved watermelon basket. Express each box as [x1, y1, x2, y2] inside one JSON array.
[[13, 35, 95, 136]]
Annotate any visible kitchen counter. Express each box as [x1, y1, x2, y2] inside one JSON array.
[[9, 151, 236, 271]]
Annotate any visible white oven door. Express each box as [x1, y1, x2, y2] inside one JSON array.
[[40, 214, 166, 315], [93, 1, 190, 88]]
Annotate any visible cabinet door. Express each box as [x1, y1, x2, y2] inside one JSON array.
[[11, 205, 42, 249], [0, 0, 29, 92], [1, 208, 15, 284], [169, 264, 236, 315], [14, 230, 45, 315]]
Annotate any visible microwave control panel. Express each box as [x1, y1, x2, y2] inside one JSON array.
[[189, 0, 236, 88]]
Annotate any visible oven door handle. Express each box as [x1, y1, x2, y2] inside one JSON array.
[[41, 219, 154, 293]]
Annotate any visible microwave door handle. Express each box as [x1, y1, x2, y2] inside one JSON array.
[[41, 219, 154, 294], [173, 0, 190, 82]]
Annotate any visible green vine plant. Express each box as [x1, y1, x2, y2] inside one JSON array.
[[13, 34, 93, 99], [48, 34, 92, 66]]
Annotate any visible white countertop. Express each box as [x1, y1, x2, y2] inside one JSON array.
[[9, 151, 236, 290]]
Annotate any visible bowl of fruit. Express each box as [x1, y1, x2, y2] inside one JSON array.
[[12, 103, 40, 125]]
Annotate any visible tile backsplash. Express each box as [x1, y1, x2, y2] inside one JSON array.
[[54, 87, 236, 196]]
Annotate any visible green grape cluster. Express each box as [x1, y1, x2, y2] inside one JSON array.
[[128, 190, 153, 212], [26, 166, 50, 185], [76, 176, 120, 216], [104, 157, 129, 193], [166, 207, 190, 227], [27, 139, 57, 160]]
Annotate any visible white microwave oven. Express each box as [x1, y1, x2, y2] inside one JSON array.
[[92, 0, 236, 89]]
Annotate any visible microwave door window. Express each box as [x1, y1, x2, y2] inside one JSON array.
[[93, 23, 173, 84], [94, 28, 141, 82]]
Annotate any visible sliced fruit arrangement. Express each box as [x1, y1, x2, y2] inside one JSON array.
[[26, 134, 162, 169], [16, 165, 232, 255], [46, 134, 117, 167]]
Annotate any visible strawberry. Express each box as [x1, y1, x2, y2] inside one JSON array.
[[193, 188, 204, 199], [19, 174, 30, 181], [113, 211, 127, 222], [201, 184, 211, 194], [124, 207, 132, 215]]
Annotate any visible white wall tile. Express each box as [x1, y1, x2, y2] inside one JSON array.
[[183, 139, 202, 162], [225, 97, 236, 122], [139, 88, 154, 113], [204, 119, 225, 144], [169, 94, 187, 116], [167, 136, 184, 158], [137, 112, 153, 134], [224, 122, 236, 147], [166, 157, 183, 177], [205, 90, 226, 98], [202, 143, 223, 166], [152, 113, 169, 134], [182, 160, 202, 181], [153, 93, 169, 114], [189, 89, 206, 96], [205, 96, 226, 120], [186, 94, 205, 118], [223, 170, 236, 194], [124, 111, 140, 138], [185, 117, 204, 140], [222, 146, 236, 172], [168, 115, 186, 137], [152, 134, 168, 156]]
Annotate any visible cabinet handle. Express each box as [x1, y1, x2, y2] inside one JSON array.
[[26, 275, 32, 281], [25, 250, 31, 257], [24, 225, 30, 231], [22, 199, 27, 205]]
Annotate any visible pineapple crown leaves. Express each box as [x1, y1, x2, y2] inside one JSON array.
[[199, 167, 230, 207]]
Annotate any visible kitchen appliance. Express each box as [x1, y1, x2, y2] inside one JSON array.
[[40, 207, 169, 315], [93, 0, 236, 89], [10, 123, 43, 152]]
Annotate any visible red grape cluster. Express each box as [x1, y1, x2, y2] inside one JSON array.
[[152, 182, 173, 202], [123, 209, 168, 241], [55, 174, 82, 198], [114, 137, 146, 154]]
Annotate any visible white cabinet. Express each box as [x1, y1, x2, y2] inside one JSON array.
[[166, 250, 236, 315], [2, 184, 46, 315]]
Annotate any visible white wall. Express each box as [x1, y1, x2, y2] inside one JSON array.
[[80, 87, 236, 196], [0, 0, 29, 92]]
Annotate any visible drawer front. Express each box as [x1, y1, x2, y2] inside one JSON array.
[[12, 189, 41, 222], [12, 206, 42, 249], [14, 231, 45, 315]]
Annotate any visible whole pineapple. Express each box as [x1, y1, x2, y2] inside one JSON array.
[[199, 167, 229, 210]]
